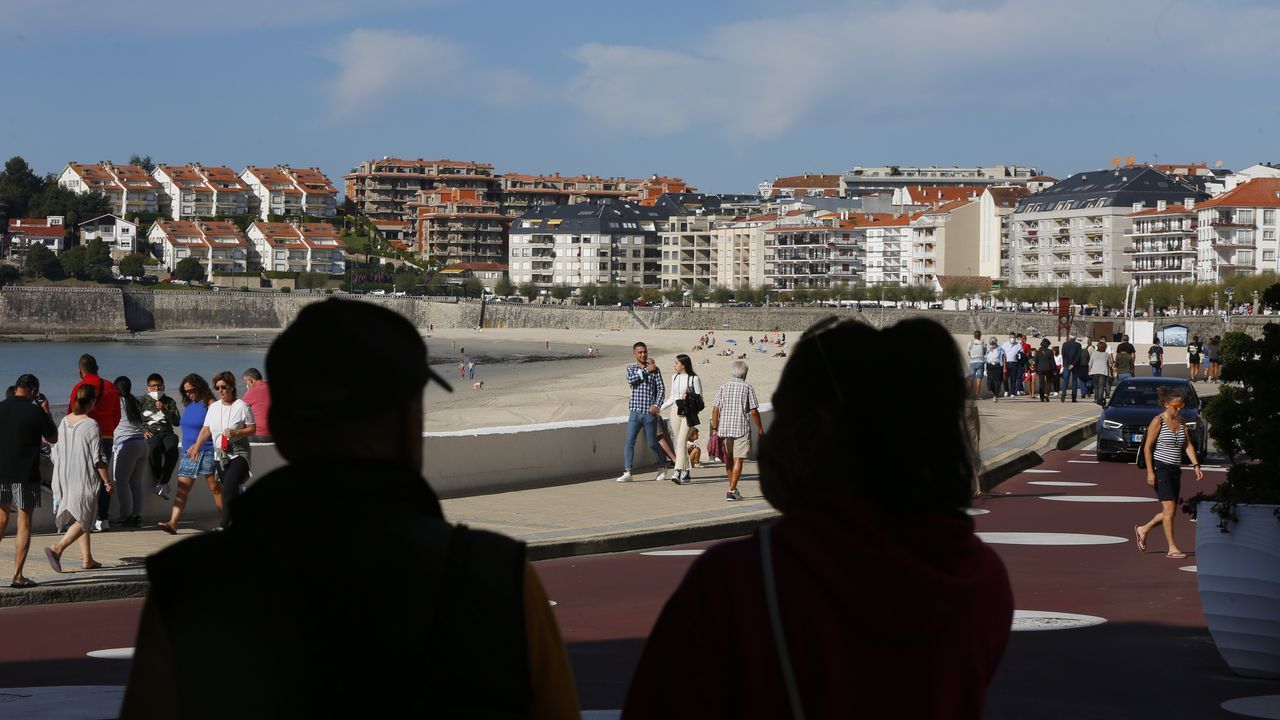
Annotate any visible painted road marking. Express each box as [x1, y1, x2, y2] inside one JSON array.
[[86, 648, 134, 660], [977, 532, 1128, 546], [640, 549, 706, 557], [1180, 565, 1197, 573], [549, 600, 557, 606], [1012, 610, 1107, 632], [0, 686, 124, 718], [1221, 695, 1280, 719], [1022, 469, 1062, 474], [1040, 495, 1157, 504], [1067, 460, 1099, 464], [1184, 466, 1229, 473], [1028, 481, 1097, 487], [964, 508, 990, 516], [582, 712, 622, 720]]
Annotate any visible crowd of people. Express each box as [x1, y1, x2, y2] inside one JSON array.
[[0, 355, 272, 586]]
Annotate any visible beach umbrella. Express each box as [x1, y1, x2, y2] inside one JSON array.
[[725, 339, 737, 344]]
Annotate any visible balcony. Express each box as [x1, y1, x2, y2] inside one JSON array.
[[1212, 241, 1256, 250], [1209, 219, 1252, 228]]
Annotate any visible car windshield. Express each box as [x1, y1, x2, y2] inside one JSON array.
[[1109, 383, 1200, 409]]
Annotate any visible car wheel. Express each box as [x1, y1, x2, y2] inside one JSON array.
[[1097, 452, 1114, 462]]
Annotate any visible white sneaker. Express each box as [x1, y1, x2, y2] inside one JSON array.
[[654, 469, 668, 482], [615, 472, 634, 483], [93, 519, 109, 532]]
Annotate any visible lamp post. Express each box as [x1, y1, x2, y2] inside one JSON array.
[[1225, 287, 1235, 330], [1178, 293, 1184, 316], [1253, 290, 1260, 316]]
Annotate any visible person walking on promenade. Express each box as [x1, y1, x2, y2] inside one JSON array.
[[983, 339, 1004, 402], [1147, 337, 1164, 377], [1001, 333, 1023, 397], [156, 374, 216, 535], [616, 342, 671, 483], [122, 299, 579, 719], [1205, 335, 1222, 384], [110, 377, 151, 528], [45, 385, 112, 573], [1024, 335, 1039, 399], [1114, 339, 1135, 384], [0, 374, 57, 587], [1034, 339, 1055, 402], [141, 374, 180, 500], [1081, 340, 1095, 398], [1187, 335, 1203, 381], [70, 354, 119, 532], [188, 371, 255, 526], [1134, 387, 1204, 559], [623, 317, 1013, 719], [966, 331, 986, 398], [241, 368, 271, 442], [467, 360, 476, 380], [660, 354, 703, 485], [1089, 339, 1114, 406], [711, 361, 764, 502]]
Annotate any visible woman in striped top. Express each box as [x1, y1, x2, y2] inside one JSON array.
[[1134, 387, 1205, 558]]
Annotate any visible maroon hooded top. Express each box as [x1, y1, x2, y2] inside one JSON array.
[[623, 489, 1013, 719]]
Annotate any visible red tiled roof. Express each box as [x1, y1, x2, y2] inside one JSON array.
[[7, 219, 64, 237], [903, 186, 984, 203], [1127, 203, 1194, 217], [1197, 178, 1280, 209]]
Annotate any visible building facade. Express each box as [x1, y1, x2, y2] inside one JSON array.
[[240, 166, 337, 220], [5, 216, 67, 256], [508, 200, 668, 292], [78, 214, 139, 259], [148, 220, 250, 280], [345, 158, 500, 223], [1194, 178, 1280, 281], [152, 164, 249, 219], [409, 187, 509, 266], [58, 162, 161, 216], [1123, 202, 1198, 286], [839, 165, 1039, 197], [246, 221, 345, 274]]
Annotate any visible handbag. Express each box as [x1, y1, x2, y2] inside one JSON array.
[[707, 431, 724, 461]]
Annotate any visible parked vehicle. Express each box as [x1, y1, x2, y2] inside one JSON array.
[[370, 289, 387, 296], [1097, 378, 1206, 462]]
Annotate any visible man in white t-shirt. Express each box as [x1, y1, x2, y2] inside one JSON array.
[[1002, 334, 1023, 397], [966, 331, 986, 397]]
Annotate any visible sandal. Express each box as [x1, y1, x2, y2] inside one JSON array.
[[9, 578, 38, 588], [156, 522, 177, 536], [1165, 551, 1187, 559], [43, 547, 62, 574], [1134, 525, 1146, 552], [82, 562, 103, 571]]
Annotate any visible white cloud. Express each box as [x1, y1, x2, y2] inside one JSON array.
[[328, 29, 530, 120], [565, 0, 1280, 142]]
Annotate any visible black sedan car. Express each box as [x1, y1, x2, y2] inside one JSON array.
[[1096, 378, 1207, 461]]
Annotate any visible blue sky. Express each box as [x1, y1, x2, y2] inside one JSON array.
[[4, 0, 1280, 195]]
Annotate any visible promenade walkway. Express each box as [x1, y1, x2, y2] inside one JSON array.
[[0, 389, 1105, 606]]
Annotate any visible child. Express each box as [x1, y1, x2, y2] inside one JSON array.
[[687, 427, 703, 468]]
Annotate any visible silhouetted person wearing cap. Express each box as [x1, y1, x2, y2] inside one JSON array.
[[122, 299, 579, 719]]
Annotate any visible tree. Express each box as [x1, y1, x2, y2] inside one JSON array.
[[25, 244, 63, 280], [1261, 282, 1280, 311], [393, 267, 421, 292], [59, 245, 87, 279], [791, 287, 812, 305], [689, 282, 709, 305], [518, 281, 540, 302], [174, 257, 206, 282], [620, 282, 643, 303], [550, 283, 573, 302], [0, 156, 44, 224], [462, 277, 485, 299], [494, 275, 514, 297], [711, 286, 733, 305], [578, 282, 600, 306], [736, 283, 759, 304], [662, 286, 685, 305], [128, 154, 156, 173], [597, 283, 620, 305], [640, 287, 663, 304], [118, 253, 145, 279], [0, 264, 19, 286], [297, 271, 330, 290]]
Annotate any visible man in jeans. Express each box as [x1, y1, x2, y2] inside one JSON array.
[[711, 360, 765, 502], [70, 354, 120, 532], [966, 331, 986, 397], [1059, 334, 1084, 402], [1002, 334, 1023, 397], [616, 341, 671, 483]]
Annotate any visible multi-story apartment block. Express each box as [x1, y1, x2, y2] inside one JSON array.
[[57, 162, 161, 216], [756, 174, 841, 199], [78, 214, 139, 259], [508, 200, 669, 291], [657, 194, 761, 290], [862, 213, 916, 286], [1123, 201, 1199, 286], [345, 158, 499, 223], [246, 221, 345, 275], [409, 187, 510, 266], [712, 213, 774, 290], [5, 216, 68, 256], [148, 220, 250, 280], [498, 173, 573, 218], [1008, 168, 1206, 287], [240, 166, 337, 220], [437, 261, 508, 293], [152, 164, 249, 219], [1195, 178, 1280, 281], [839, 165, 1039, 197], [764, 212, 865, 292]]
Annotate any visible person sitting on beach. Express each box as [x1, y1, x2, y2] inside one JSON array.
[[123, 299, 580, 719], [686, 427, 703, 468]]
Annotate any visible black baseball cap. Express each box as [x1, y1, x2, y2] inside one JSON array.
[[267, 299, 451, 423]]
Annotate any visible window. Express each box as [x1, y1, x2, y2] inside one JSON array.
[[1266, 210, 1276, 225], [1264, 250, 1276, 261], [1238, 210, 1254, 224], [1265, 230, 1275, 241]]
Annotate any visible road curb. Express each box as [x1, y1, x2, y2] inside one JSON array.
[[977, 417, 1097, 494], [526, 511, 779, 561], [0, 578, 148, 608]]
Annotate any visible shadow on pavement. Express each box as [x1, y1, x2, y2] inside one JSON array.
[[985, 620, 1280, 719]]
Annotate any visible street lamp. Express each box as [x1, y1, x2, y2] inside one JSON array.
[[1178, 294, 1184, 316], [1226, 286, 1235, 329]]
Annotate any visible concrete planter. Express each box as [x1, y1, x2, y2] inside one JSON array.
[[1196, 501, 1280, 679]]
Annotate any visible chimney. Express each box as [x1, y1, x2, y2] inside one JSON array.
[[1157, 200, 1167, 211], [1185, 197, 1196, 210], [1132, 202, 1144, 212]]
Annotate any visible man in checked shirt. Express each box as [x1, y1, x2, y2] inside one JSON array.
[[616, 341, 673, 483]]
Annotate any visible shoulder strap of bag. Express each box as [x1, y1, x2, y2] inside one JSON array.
[[760, 524, 806, 720]]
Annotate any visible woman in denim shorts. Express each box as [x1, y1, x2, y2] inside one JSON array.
[[157, 374, 216, 535]]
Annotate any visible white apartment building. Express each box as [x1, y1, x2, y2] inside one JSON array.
[[78, 214, 139, 259], [152, 164, 250, 219], [1008, 168, 1206, 287], [241, 166, 337, 220], [862, 213, 914, 286], [246, 221, 346, 274], [839, 165, 1039, 196], [1123, 201, 1198, 286], [659, 215, 720, 290], [712, 213, 773, 290], [58, 162, 161, 216], [508, 200, 668, 291], [148, 220, 250, 280], [1195, 178, 1280, 282], [6, 216, 67, 256]]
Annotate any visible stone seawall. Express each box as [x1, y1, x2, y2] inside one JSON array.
[[0, 286, 1269, 339]]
